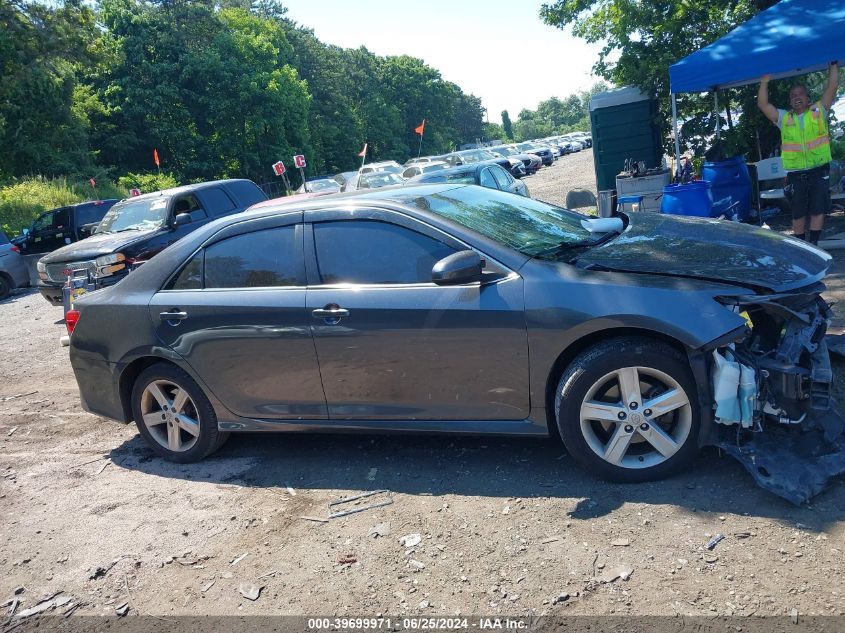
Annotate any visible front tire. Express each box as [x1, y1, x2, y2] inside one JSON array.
[[555, 337, 700, 483], [131, 363, 228, 463]]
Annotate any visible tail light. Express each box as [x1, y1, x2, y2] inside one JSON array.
[[10, 245, 20, 253], [65, 309, 80, 336]]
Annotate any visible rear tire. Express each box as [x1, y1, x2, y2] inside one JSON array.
[[131, 363, 228, 463], [0, 275, 11, 300], [555, 337, 700, 483]]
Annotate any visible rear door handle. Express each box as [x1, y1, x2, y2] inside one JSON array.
[[160, 310, 188, 321]]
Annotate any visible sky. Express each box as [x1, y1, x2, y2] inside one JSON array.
[[279, 0, 606, 125]]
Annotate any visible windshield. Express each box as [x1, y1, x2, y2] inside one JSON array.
[[397, 186, 592, 257], [360, 173, 404, 189], [307, 179, 340, 193], [490, 147, 514, 157], [97, 198, 170, 233]]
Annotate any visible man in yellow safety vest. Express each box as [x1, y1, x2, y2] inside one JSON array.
[[757, 62, 839, 244]]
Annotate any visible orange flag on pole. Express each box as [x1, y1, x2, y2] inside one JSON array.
[[153, 148, 160, 167], [415, 120, 425, 136], [358, 143, 368, 158]]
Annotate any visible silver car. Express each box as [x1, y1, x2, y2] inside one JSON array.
[[0, 229, 30, 299]]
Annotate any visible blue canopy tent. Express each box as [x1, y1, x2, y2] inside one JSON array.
[[667, 0, 845, 167]]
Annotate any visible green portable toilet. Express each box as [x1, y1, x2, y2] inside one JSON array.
[[589, 87, 662, 192]]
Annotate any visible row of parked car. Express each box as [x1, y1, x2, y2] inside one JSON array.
[[298, 133, 592, 196], [0, 132, 592, 303]]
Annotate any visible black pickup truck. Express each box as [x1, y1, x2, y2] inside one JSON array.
[[13, 200, 119, 255], [36, 179, 267, 305]]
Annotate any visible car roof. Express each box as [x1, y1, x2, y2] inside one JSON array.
[[122, 179, 254, 202]]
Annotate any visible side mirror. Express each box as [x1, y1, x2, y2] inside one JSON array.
[[432, 250, 482, 286], [173, 213, 191, 228]]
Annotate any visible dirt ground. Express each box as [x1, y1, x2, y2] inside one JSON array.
[[1, 151, 844, 625]]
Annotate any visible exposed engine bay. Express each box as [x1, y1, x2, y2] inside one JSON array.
[[709, 282, 845, 504]]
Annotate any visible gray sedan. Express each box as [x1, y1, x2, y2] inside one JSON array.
[[67, 184, 842, 501]]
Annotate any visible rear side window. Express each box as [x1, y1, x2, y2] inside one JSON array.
[[479, 168, 497, 188], [205, 226, 298, 288], [199, 187, 236, 216], [0, 230, 9, 244], [225, 181, 267, 207], [490, 165, 513, 189], [313, 220, 456, 285]]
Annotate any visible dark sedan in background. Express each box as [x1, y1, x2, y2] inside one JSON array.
[[407, 163, 528, 197], [66, 184, 843, 503]]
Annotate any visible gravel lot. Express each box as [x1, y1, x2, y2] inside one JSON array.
[[525, 148, 600, 210], [1, 150, 844, 626]]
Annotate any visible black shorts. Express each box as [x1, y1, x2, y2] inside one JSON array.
[[785, 164, 830, 220]]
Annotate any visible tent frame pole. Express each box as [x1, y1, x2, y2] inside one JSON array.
[[671, 92, 681, 179], [714, 90, 721, 140]]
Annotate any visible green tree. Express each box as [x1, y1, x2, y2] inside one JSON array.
[[538, 1, 780, 158], [97, 0, 312, 182], [482, 122, 506, 142], [501, 110, 514, 140], [0, 0, 101, 177]]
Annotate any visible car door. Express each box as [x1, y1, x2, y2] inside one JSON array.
[[305, 208, 530, 421], [29, 209, 67, 253], [150, 215, 327, 420]]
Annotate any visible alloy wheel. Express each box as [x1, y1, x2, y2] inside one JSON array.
[[139, 380, 201, 452], [579, 366, 692, 470]]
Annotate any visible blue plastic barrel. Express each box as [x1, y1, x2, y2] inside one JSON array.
[[702, 156, 752, 221], [661, 181, 713, 217]]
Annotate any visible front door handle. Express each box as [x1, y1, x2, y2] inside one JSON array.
[[160, 310, 188, 322], [312, 307, 350, 319]]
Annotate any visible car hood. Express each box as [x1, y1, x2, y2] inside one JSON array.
[[576, 212, 832, 293], [39, 228, 159, 263], [512, 153, 540, 163]]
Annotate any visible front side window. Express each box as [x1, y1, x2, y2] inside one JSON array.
[[313, 220, 456, 285], [173, 195, 206, 221]]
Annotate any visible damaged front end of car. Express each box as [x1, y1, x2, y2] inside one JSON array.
[[701, 282, 845, 504]]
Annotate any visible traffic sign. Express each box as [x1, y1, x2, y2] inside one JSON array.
[[293, 154, 307, 169], [272, 161, 286, 176]]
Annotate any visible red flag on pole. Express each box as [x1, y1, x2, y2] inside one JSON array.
[[358, 143, 368, 158], [153, 148, 160, 167], [415, 120, 426, 136]]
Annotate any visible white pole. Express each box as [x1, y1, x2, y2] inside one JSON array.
[[671, 93, 681, 178]]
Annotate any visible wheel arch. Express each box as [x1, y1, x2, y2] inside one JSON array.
[[119, 356, 182, 422], [543, 326, 693, 436]]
